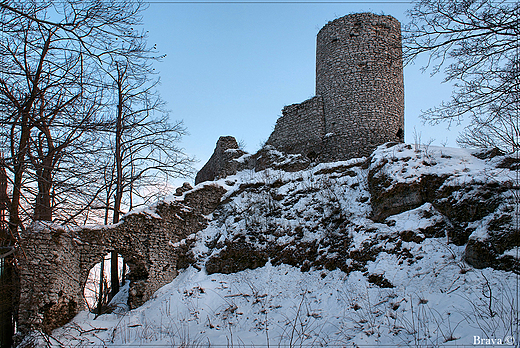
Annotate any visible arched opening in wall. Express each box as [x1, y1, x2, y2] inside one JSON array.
[[83, 252, 128, 314]]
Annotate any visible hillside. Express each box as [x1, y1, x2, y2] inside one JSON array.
[[27, 143, 518, 347]]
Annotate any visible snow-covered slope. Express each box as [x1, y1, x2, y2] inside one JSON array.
[[28, 143, 519, 347]]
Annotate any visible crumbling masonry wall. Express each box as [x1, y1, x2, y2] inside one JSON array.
[[195, 136, 247, 185], [266, 13, 404, 161], [17, 184, 226, 335], [266, 96, 325, 160]]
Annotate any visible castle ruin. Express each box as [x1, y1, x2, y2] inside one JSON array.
[[13, 13, 405, 339], [266, 13, 404, 161]]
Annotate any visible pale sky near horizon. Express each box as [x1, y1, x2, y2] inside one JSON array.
[[141, 1, 466, 184]]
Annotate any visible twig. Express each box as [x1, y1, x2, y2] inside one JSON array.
[[290, 291, 306, 347], [79, 327, 108, 335]]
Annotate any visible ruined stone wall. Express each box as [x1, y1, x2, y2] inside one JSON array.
[[17, 184, 226, 335], [265, 13, 404, 162], [316, 13, 404, 160], [266, 96, 325, 160], [195, 136, 247, 184]]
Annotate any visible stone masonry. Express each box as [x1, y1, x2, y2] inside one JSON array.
[[197, 13, 403, 183], [266, 13, 404, 161], [16, 184, 226, 335], [267, 96, 325, 160], [195, 136, 246, 185]]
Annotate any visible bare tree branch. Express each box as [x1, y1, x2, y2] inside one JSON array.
[[403, 0, 519, 152]]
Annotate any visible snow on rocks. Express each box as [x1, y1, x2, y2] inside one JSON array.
[[24, 143, 519, 347]]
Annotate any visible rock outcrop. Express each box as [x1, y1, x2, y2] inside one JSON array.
[[15, 143, 519, 343], [367, 143, 518, 271]]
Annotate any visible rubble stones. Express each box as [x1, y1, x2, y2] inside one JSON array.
[[174, 182, 193, 196]]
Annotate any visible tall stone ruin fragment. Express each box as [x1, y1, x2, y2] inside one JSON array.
[[195, 136, 247, 185]]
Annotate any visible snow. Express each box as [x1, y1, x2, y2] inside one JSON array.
[[124, 204, 163, 220], [370, 143, 513, 191], [387, 203, 442, 232], [504, 248, 520, 258], [28, 144, 519, 347], [43, 248, 518, 347], [84, 255, 126, 310]]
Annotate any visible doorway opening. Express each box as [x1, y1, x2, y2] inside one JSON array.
[[84, 252, 128, 315]]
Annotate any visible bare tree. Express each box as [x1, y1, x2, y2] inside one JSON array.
[[0, 1, 56, 233], [0, 1, 195, 320], [0, 1, 178, 232], [26, 80, 106, 222], [104, 57, 194, 298], [403, 0, 519, 152]]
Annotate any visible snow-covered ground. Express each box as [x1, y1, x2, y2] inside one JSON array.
[[28, 144, 519, 347], [38, 253, 518, 347]]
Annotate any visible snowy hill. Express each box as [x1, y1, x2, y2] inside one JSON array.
[[27, 143, 518, 347]]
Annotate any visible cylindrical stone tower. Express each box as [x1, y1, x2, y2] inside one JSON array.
[[316, 13, 404, 160]]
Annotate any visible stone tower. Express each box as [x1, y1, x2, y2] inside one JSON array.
[[316, 13, 404, 160], [266, 13, 404, 161]]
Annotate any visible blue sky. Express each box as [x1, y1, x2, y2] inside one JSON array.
[[142, 1, 465, 179]]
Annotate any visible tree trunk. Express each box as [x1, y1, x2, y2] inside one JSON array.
[[0, 255, 15, 348], [34, 163, 53, 221], [110, 253, 119, 299], [97, 256, 104, 315], [121, 260, 126, 287], [110, 65, 125, 299], [9, 112, 31, 237]]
